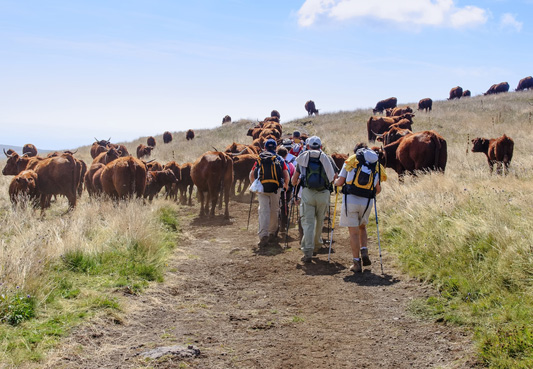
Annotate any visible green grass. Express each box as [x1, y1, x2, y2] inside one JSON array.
[[0, 203, 180, 366]]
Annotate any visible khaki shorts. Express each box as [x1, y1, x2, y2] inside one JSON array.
[[339, 201, 373, 227]]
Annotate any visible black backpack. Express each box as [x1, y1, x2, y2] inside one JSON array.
[[305, 152, 329, 191], [342, 149, 378, 199], [257, 152, 284, 193]]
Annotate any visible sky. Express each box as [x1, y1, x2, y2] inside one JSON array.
[[1, 0, 531, 149]]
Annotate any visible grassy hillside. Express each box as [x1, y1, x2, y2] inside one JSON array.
[[0, 91, 532, 367]]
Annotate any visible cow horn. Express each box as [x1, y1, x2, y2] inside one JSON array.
[[69, 149, 78, 155], [94, 137, 99, 142], [372, 130, 384, 138], [3, 148, 7, 157], [146, 159, 155, 163], [229, 148, 247, 156], [212, 146, 219, 152]]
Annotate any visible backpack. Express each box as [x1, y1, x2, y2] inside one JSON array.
[[305, 152, 328, 191], [257, 151, 284, 193], [342, 148, 379, 199]]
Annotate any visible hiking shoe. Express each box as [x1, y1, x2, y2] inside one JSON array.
[[360, 248, 371, 266], [258, 236, 269, 248], [268, 234, 278, 244], [350, 259, 362, 273]]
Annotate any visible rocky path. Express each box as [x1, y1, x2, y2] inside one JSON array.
[[41, 198, 476, 368]]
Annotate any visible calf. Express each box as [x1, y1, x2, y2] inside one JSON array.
[[471, 134, 514, 175], [231, 154, 257, 197], [144, 170, 178, 202], [9, 170, 39, 207], [136, 144, 154, 159]]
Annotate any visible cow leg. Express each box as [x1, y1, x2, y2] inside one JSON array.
[[210, 190, 219, 217], [188, 185, 193, 206], [224, 182, 230, 219], [488, 159, 494, 174], [198, 190, 205, 216]]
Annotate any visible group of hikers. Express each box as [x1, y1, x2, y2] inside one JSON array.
[[248, 131, 387, 273]]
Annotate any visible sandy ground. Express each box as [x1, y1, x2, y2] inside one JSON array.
[[39, 194, 479, 369]]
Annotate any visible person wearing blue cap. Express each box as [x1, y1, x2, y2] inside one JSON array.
[[249, 138, 289, 247]]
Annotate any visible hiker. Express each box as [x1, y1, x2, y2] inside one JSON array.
[[281, 139, 297, 165], [334, 144, 387, 273], [277, 146, 296, 234], [291, 136, 336, 262], [289, 131, 304, 157], [249, 138, 289, 247]]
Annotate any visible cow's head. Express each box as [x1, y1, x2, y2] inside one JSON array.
[[94, 137, 111, 146], [3, 150, 20, 175], [471, 138, 489, 153], [104, 147, 122, 164]]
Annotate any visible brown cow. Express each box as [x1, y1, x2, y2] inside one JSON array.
[[367, 113, 415, 141], [163, 131, 173, 144], [471, 134, 514, 175], [100, 156, 147, 200], [373, 97, 397, 114], [2, 150, 44, 175], [376, 126, 412, 146], [462, 90, 471, 97], [163, 161, 181, 201], [263, 122, 282, 135], [147, 136, 156, 147], [191, 151, 233, 218], [381, 130, 447, 180], [516, 76, 533, 91], [305, 100, 319, 116], [390, 106, 413, 116], [28, 154, 80, 211], [259, 128, 281, 140], [231, 153, 257, 197], [222, 115, 232, 125], [178, 163, 194, 205], [418, 98, 433, 112], [92, 147, 122, 165], [9, 170, 39, 207], [144, 170, 178, 201], [448, 86, 463, 100], [90, 138, 111, 159], [85, 162, 106, 197], [331, 153, 348, 171], [22, 144, 38, 157], [224, 142, 256, 156], [484, 82, 509, 95], [136, 144, 154, 159], [146, 161, 163, 172], [107, 143, 130, 157], [271, 110, 280, 119], [186, 129, 195, 141]]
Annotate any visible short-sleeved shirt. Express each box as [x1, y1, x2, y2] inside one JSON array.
[[338, 164, 382, 205]]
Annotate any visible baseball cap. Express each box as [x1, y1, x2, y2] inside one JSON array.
[[282, 139, 292, 148], [293, 131, 301, 138], [265, 138, 277, 149], [307, 136, 321, 149]]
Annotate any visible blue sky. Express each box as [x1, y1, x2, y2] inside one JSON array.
[[1, 0, 531, 149]]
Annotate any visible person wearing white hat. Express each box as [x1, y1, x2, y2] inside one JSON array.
[[291, 136, 335, 263]]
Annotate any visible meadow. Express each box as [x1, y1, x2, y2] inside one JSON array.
[[0, 90, 532, 367]]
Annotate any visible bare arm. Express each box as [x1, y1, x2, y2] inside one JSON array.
[[291, 169, 300, 187]]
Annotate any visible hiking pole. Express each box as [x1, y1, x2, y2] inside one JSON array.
[[374, 197, 384, 275], [285, 194, 295, 248], [328, 190, 339, 262], [247, 192, 254, 230]]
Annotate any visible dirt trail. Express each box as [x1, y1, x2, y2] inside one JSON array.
[[42, 197, 477, 369]]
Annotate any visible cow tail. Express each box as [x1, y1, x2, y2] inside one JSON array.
[[431, 134, 442, 171], [129, 157, 136, 198]]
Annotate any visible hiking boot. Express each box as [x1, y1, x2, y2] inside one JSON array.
[[360, 247, 371, 266], [301, 255, 312, 263], [350, 258, 362, 273], [268, 234, 278, 244], [258, 236, 269, 248]]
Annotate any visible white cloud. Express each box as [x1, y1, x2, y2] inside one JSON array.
[[297, 0, 488, 29], [499, 13, 522, 32]]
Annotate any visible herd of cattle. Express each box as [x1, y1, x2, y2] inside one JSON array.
[[3, 75, 528, 215]]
